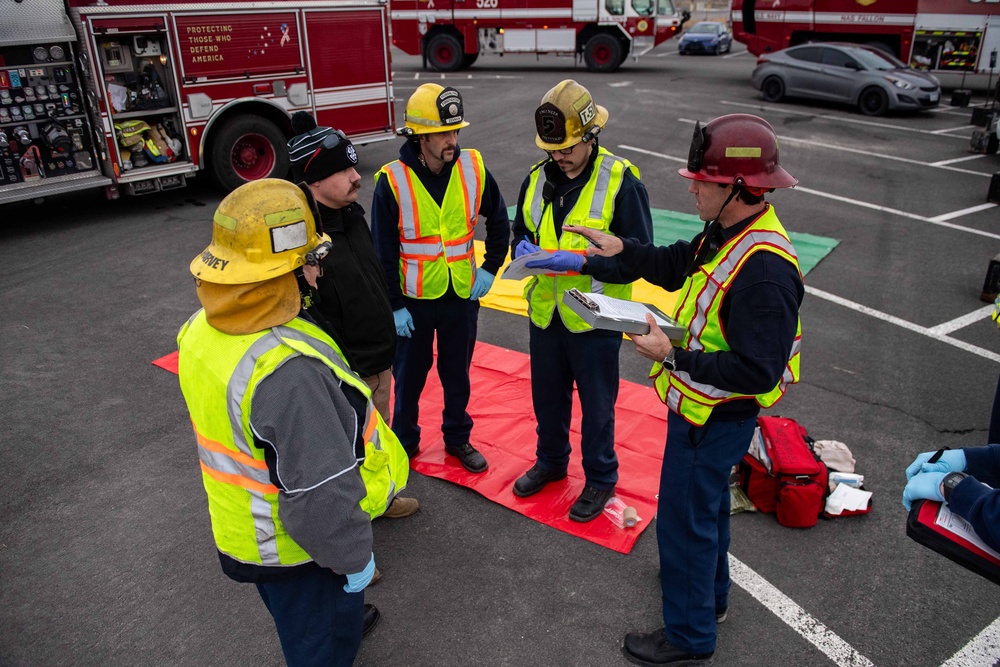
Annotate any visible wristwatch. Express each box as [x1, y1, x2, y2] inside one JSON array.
[[662, 347, 677, 372], [942, 472, 969, 503]]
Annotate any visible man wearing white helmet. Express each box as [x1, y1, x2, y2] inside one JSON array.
[[566, 114, 803, 666], [177, 180, 410, 665], [371, 84, 510, 474], [508, 79, 653, 523]]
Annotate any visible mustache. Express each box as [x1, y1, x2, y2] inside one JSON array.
[[349, 180, 361, 193]]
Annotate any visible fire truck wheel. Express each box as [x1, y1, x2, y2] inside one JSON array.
[[584, 34, 623, 73], [209, 116, 290, 192], [761, 76, 785, 103], [858, 87, 889, 116], [461, 52, 480, 69], [426, 33, 464, 72]]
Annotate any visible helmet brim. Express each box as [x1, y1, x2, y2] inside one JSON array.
[[402, 120, 471, 135], [535, 104, 609, 151], [677, 165, 798, 189], [190, 231, 333, 285]]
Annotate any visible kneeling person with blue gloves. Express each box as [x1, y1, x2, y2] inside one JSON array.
[[177, 180, 409, 666], [904, 445, 1000, 552]]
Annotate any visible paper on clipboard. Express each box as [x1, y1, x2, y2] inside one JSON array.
[[562, 288, 686, 339], [500, 251, 565, 280], [936, 504, 1000, 561]]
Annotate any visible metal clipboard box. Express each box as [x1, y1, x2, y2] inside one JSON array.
[[562, 288, 686, 339]]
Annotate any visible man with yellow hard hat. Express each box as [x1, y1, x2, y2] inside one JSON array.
[[176, 179, 409, 665], [509, 79, 653, 522], [371, 83, 510, 473]]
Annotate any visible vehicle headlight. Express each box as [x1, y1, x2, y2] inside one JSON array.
[[884, 76, 914, 90]]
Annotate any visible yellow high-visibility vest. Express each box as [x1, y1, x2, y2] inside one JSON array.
[[522, 148, 638, 331], [377, 149, 487, 299], [177, 312, 409, 566], [651, 205, 802, 426]]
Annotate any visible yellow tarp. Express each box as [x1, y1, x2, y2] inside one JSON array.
[[475, 240, 678, 318]]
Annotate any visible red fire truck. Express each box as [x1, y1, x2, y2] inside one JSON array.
[[1, 0, 395, 205], [732, 0, 1000, 73], [389, 0, 690, 73]]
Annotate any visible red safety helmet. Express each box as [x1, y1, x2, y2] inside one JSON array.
[[678, 114, 797, 191]]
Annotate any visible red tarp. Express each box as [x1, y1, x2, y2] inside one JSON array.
[[154, 341, 666, 554]]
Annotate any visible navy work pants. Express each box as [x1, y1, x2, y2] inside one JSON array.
[[529, 317, 622, 488], [657, 411, 756, 654], [255, 567, 364, 667], [392, 296, 479, 454]]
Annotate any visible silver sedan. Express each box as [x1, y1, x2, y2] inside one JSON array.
[[751, 42, 941, 116]]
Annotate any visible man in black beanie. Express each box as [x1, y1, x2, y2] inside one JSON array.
[[287, 112, 419, 528]]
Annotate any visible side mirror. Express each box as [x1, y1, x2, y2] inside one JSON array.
[[681, 9, 691, 24]]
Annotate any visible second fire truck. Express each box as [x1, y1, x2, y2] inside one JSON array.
[[389, 0, 690, 73]]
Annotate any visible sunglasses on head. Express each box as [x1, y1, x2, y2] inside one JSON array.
[[303, 129, 348, 174]]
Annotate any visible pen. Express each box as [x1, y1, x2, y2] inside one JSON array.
[[928, 448, 947, 464], [587, 236, 603, 250]]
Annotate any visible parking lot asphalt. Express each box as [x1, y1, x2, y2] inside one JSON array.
[[3, 43, 1000, 667]]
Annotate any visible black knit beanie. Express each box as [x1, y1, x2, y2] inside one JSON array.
[[287, 111, 359, 183]]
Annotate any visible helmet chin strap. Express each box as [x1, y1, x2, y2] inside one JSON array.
[[684, 183, 742, 277]]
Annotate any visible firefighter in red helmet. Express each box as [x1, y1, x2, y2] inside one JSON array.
[[564, 113, 804, 667]]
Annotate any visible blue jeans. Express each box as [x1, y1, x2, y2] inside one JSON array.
[[657, 411, 756, 654], [529, 318, 622, 488], [392, 296, 479, 454], [255, 567, 364, 667]]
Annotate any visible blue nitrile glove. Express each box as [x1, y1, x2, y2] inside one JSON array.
[[902, 471, 948, 511], [344, 553, 376, 593], [905, 449, 967, 481], [525, 250, 584, 273], [514, 239, 541, 258], [393, 308, 415, 338], [469, 268, 495, 301]]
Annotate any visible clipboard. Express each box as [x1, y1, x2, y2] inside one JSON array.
[[906, 499, 1000, 585], [562, 288, 686, 339]]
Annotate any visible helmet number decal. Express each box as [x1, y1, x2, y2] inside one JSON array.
[[271, 221, 308, 253], [535, 102, 566, 144], [577, 101, 596, 127], [437, 87, 465, 126]]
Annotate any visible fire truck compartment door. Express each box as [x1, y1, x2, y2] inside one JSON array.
[[1, 0, 76, 47], [983, 16, 1000, 74], [504, 29, 576, 53], [573, 0, 599, 23]]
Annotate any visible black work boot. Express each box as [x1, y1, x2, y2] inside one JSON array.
[[568, 485, 615, 522], [513, 464, 567, 497], [445, 442, 488, 473], [622, 628, 714, 666], [362, 604, 380, 638]]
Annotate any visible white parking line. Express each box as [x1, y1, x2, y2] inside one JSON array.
[[806, 286, 1000, 363], [933, 124, 977, 135], [927, 305, 995, 336], [617, 144, 1000, 240], [673, 118, 990, 178], [730, 556, 876, 667], [931, 154, 992, 166], [609, 81, 634, 88], [720, 100, 970, 139], [929, 203, 998, 222], [941, 616, 1000, 667], [656, 51, 677, 57]]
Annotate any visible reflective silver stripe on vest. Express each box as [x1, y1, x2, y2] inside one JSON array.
[[455, 151, 480, 224], [589, 156, 619, 219], [687, 230, 797, 352], [667, 385, 681, 413], [400, 240, 444, 256], [386, 162, 418, 239], [528, 170, 545, 230], [445, 236, 474, 260]]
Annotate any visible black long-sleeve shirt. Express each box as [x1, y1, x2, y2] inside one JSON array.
[[619, 205, 803, 422], [510, 144, 653, 286], [371, 140, 511, 310]]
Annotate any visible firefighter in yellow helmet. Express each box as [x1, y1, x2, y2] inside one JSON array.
[[371, 82, 510, 473], [508, 79, 653, 522], [177, 179, 410, 665], [564, 114, 803, 666]]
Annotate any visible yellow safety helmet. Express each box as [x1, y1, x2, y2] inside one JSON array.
[[190, 179, 332, 285], [534, 79, 609, 152], [399, 83, 470, 136]]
